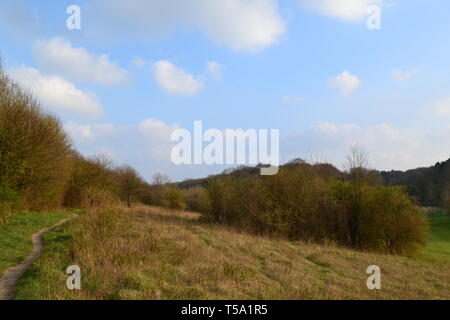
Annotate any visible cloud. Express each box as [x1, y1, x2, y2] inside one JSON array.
[[282, 122, 450, 171], [90, 0, 285, 51], [391, 68, 420, 82], [206, 61, 224, 79], [33, 37, 129, 86], [154, 60, 203, 95], [8, 66, 103, 119], [298, 0, 383, 21], [328, 71, 361, 96], [425, 98, 450, 117]]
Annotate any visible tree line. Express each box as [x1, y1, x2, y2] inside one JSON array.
[[0, 64, 185, 222], [381, 159, 450, 208]]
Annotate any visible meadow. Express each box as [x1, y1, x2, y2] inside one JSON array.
[[12, 206, 450, 300]]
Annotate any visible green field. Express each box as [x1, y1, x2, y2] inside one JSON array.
[[0, 211, 71, 277], [421, 209, 450, 264]]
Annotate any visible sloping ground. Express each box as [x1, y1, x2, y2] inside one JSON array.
[[0, 214, 76, 300], [15, 206, 450, 300], [421, 209, 450, 264], [0, 211, 72, 277]]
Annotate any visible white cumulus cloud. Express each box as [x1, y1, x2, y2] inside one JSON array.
[[90, 0, 285, 52], [298, 0, 384, 21], [33, 37, 129, 86], [8, 66, 103, 119], [154, 60, 203, 95], [328, 71, 361, 96]]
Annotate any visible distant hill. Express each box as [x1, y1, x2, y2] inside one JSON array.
[[178, 158, 450, 208], [177, 159, 344, 189], [381, 159, 450, 207]]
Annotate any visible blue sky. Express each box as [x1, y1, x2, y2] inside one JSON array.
[[1, 0, 450, 181]]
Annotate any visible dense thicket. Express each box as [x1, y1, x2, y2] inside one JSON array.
[[140, 173, 186, 210], [0, 65, 71, 220], [63, 154, 119, 209], [0, 64, 150, 219], [205, 162, 428, 256]]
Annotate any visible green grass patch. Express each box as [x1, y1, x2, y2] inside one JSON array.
[[0, 211, 72, 277], [421, 209, 450, 264], [14, 223, 74, 300]]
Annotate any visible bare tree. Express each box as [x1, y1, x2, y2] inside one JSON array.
[[152, 172, 171, 186], [345, 145, 369, 182], [344, 145, 370, 248]]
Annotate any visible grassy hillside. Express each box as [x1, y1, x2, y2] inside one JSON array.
[[14, 206, 450, 300], [421, 209, 450, 264], [0, 211, 72, 277]]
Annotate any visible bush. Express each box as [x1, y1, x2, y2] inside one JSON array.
[[361, 185, 428, 255], [63, 154, 118, 209], [165, 187, 186, 210], [183, 186, 210, 213]]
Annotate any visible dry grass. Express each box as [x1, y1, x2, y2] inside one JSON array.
[[15, 205, 450, 300]]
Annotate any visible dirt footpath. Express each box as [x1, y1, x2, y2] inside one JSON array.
[[0, 215, 76, 300]]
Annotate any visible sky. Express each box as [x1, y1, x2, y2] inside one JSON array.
[[1, 0, 450, 182]]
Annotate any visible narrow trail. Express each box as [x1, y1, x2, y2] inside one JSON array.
[[0, 213, 78, 300]]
